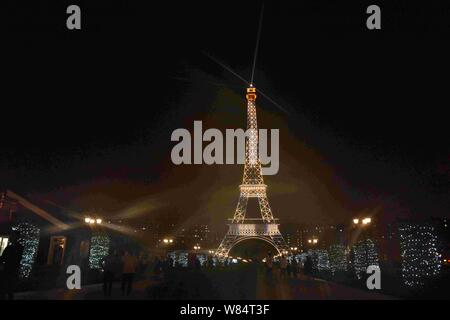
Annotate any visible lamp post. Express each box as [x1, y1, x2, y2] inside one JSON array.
[[352, 217, 373, 240], [162, 238, 174, 245], [353, 217, 371, 226], [84, 216, 102, 225], [160, 237, 174, 258], [352, 217, 373, 266], [352, 217, 372, 239]]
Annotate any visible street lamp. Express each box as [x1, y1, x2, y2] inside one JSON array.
[[308, 238, 318, 245], [193, 245, 201, 250], [85, 217, 102, 224], [352, 217, 373, 265], [163, 238, 174, 244], [353, 217, 372, 226]]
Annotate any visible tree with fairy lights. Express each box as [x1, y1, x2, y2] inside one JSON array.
[[309, 249, 330, 272], [89, 233, 110, 269], [398, 222, 441, 288], [353, 238, 378, 279], [13, 223, 40, 278], [329, 244, 348, 275]]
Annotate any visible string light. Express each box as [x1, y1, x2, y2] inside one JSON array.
[[89, 233, 110, 269], [329, 244, 348, 274], [12, 223, 40, 278], [309, 249, 330, 272], [239, 184, 267, 197], [399, 223, 441, 287], [353, 239, 379, 279]]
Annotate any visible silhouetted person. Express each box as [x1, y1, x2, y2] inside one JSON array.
[[188, 253, 197, 269], [205, 256, 213, 268], [304, 256, 313, 277], [53, 244, 64, 265], [194, 257, 201, 269], [121, 251, 138, 296], [291, 258, 299, 278], [0, 231, 24, 300], [265, 251, 273, 279], [286, 259, 292, 277], [280, 255, 288, 279], [161, 255, 173, 278], [166, 256, 174, 269], [100, 249, 120, 297], [140, 254, 149, 274], [153, 256, 163, 277]]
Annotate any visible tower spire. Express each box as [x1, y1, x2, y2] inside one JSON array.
[[243, 86, 263, 185]]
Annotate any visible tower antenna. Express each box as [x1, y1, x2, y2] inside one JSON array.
[[250, 3, 265, 86]]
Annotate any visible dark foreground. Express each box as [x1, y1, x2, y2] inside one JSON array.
[[15, 264, 393, 300]]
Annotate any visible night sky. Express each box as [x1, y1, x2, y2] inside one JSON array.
[[2, 1, 449, 233]]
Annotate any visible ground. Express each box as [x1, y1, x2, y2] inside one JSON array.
[[15, 265, 394, 300]]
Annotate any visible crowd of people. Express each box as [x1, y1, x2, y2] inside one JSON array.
[[264, 251, 313, 280], [1, 231, 312, 300], [100, 250, 139, 297], [100, 250, 172, 297]]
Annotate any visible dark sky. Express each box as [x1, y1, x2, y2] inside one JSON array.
[[1, 1, 449, 232]]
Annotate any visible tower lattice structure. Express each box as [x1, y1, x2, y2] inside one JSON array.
[[215, 86, 289, 259]]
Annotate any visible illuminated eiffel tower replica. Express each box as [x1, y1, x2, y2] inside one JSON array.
[[215, 85, 289, 260]]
